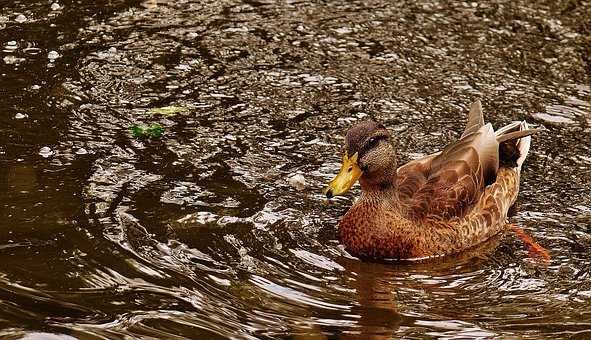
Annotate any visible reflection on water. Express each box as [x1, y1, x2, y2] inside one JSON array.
[[1, 0, 591, 338]]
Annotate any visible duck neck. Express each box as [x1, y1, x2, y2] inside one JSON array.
[[358, 168, 398, 202], [359, 176, 396, 195], [357, 142, 398, 197]]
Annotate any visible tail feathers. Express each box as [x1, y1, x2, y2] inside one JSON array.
[[496, 121, 537, 169], [496, 127, 541, 144], [462, 100, 485, 138]]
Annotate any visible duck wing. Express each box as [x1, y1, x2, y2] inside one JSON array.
[[396, 100, 486, 205], [407, 123, 498, 220], [397, 100, 539, 221], [395, 154, 436, 203]]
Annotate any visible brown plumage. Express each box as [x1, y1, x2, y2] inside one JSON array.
[[325, 100, 539, 260]]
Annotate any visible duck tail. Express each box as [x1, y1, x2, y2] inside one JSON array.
[[495, 121, 539, 170]]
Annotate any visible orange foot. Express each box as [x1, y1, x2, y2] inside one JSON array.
[[509, 224, 551, 265]]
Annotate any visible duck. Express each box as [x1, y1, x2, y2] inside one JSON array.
[[323, 100, 540, 260]]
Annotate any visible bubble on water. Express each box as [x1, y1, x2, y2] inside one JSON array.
[[39, 146, 54, 158], [48, 50, 60, 60], [75, 147, 88, 155], [0, 16, 8, 24], [14, 113, 28, 119], [15, 14, 27, 23], [287, 174, 306, 191], [5, 41, 18, 51], [31, 84, 41, 90], [51, 3, 61, 11]]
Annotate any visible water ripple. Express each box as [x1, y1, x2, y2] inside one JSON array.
[[1, 0, 591, 338]]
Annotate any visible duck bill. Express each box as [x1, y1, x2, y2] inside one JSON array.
[[323, 152, 362, 198]]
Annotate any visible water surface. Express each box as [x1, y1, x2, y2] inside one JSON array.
[[1, 0, 591, 338]]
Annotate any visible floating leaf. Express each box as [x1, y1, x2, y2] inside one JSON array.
[[130, 123, 165, 139], [148, 106, 188, 115]]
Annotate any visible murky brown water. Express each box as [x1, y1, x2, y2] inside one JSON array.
[[1, 0, 591, 338]]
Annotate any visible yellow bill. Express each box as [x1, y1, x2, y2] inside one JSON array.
[[323, 151, 362, 199]]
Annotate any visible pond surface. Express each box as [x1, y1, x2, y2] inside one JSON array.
[[1, 0, 591, 338]]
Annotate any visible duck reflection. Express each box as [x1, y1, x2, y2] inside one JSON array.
[[337, 234, 504, 339]]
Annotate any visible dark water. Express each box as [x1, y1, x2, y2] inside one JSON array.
[[1, 0, 590, 338]]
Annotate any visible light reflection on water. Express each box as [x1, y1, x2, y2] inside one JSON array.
[[0, 0, 590, 338]]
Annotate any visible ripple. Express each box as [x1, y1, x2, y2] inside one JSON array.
[[250, 275, 350, 311], [1, 0, 591, 338]]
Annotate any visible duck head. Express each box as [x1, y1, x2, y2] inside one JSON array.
[[323, 120, 397, 198]]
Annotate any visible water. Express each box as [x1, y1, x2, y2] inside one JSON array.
[[1, 0, 590, 338]]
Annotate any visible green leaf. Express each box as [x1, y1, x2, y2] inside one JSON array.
[[148, 106, 188, 115], [130, 123, 165, 139], [130, 124, 146, 138], [146, 123, 165, 138]]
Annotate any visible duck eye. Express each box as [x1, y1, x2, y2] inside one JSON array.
[[366, 137, 380, 149]]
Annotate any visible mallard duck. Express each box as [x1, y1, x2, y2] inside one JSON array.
[[324, 100, 539, 260]]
